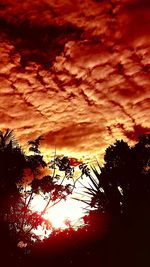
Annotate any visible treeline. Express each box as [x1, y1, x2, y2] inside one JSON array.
[[0, 129, 150, 267]]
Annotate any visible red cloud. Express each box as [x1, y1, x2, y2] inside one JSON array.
[[0, 0, 149, 161]]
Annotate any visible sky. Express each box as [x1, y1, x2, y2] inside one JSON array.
[[0, 0, 150, 161]]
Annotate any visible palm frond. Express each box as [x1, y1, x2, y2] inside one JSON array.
[[87, 173, 99, 190], [72, 197, 91, 206], [3, 129, 13, 141], [91, 166, 101, 178]]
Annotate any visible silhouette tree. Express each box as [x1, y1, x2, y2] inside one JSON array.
[[2, 128, 149, 266], [0, 130, 83, 253], [80, 134, 150, 217], [76, 134, 150, 267], [0, 129, 26, 215]]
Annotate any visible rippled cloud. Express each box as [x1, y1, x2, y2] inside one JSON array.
[[0, 0, 149, 160]]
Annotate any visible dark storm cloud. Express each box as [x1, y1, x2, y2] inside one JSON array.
[[0, 18, 83, 67]]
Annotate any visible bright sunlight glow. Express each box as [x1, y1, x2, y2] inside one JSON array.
[[30, 194, 86, 229], [29, 178, 91, 239]]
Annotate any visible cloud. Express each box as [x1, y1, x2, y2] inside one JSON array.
[[117, 0, 150, 46], [110, 123, 150, 142], [0, 17, 83, 68], [0, 0, 149, 161]]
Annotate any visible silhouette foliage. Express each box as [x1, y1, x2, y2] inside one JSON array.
[[84, 135, 150, 217], [0, 129, 75, 252], [1, 129, 150, 267]]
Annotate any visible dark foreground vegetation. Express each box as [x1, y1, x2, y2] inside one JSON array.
[[0, 129, 150, 267]]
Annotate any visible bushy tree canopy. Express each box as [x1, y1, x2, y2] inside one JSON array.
[[84, 134, 150, 216]]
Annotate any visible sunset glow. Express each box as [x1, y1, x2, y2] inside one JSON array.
[[31, 194, 86, 230], [29, 178, 90, 238]]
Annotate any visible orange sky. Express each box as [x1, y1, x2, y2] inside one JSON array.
[[0, 0, 150, 161]]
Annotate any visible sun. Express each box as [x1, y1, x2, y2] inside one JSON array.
[[27, 170, 93, 239], [29, 186, 89, 239], [46, 197, 85, 228], [31, 194, 85, 228]]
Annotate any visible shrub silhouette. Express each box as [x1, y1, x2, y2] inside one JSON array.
[[0, 130, 76, 253], [83, 135, 150, 217], [80, 134, 150, 267]]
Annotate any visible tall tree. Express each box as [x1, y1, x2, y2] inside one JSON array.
[[82, 134, 150, 216], [0, 130, 79, 251]]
